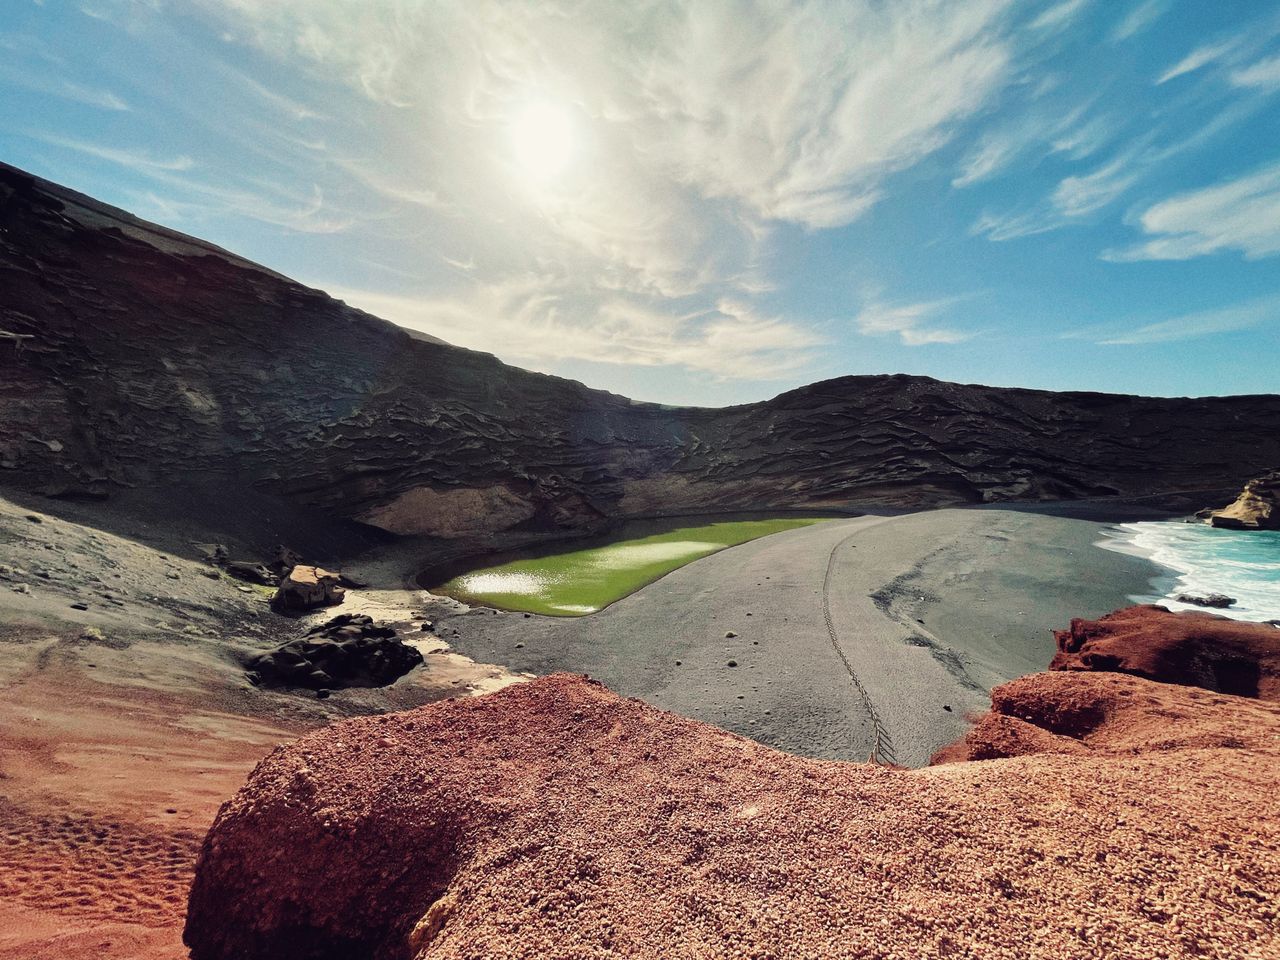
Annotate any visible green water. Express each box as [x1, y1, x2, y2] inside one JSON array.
[[428, 516, 833, 616]]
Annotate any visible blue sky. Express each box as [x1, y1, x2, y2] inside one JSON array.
[[2, 0, 1279, 406]]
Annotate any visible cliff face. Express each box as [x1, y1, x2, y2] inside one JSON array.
[[1207, 470, 1280, 530], [4, 161, 1280, 539]]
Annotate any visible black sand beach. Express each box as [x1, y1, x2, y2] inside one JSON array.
[[425, 507, 1161, 766]]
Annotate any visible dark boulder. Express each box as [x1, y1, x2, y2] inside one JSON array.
[[1175, 593, 1236, 609], [246, 614, 422, 690]]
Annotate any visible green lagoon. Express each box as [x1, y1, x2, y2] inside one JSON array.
[[426, 516, 833, 616]]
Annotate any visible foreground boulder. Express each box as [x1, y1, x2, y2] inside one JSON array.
[[246, 614, 423, 691], [1207, 469, 1280, 530], [1050, 604, 1280, 699], [272, 565, 345, 611], [185, 670, 1279, 960]]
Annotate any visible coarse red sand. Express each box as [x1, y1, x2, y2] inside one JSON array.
[[186, 666, 1280, 959]]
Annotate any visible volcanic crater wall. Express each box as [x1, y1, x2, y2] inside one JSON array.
[[3, 161, 1279, 539]]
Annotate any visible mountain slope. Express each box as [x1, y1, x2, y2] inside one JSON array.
[[3, 161, 1278, 539]]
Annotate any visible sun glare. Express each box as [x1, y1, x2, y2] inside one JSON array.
[[509, 101, 575, 182]]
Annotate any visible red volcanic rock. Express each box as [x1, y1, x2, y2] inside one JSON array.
[[185, 672, 1280, 960], [931, 669, 1270, 763], [1051, 604, 1280, 700]]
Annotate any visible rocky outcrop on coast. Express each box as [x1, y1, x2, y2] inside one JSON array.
[[4, 162, 1280, 540], [185, 604, 1280, 960], [1206, 470, 1280, 530], [1050, 604, 1279, 699]]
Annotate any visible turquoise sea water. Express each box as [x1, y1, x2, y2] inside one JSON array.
[[1101, 521, 1280, 623]]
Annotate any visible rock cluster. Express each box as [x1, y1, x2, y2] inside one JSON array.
[[1050, 604, 1279, 699], [246, 614, 422, 691], [1206, 469, 1280, 530]]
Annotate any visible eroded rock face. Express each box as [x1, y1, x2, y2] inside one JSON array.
[[273, 566, 345, 611], [184, 672, 1280, 960], [1050, 604, 1280, 699], [1208, 470, 1280, 530], [3, 162, 1280, 540]]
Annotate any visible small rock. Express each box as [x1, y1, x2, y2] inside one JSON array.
[[200, 568, 221, 580], [24, 514, 43, 524], [943, 704, 952, 712], [674, 660, 682, 666], [166, 571, 181, 580], [725, 631, 738, 638], [727, 660, 738, 668], [70, 602, 88, 610], [1176, 593, 1236, 609], [13, 584, 31, 595], [515, 642, 525, 649]]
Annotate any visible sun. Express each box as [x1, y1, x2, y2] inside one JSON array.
[[509, 101, 575, 182]]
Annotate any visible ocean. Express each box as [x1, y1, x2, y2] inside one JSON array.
[[1101, 521, 1280, 623]]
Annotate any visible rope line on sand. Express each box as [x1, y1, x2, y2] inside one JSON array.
[[822, 530, 895, 765]]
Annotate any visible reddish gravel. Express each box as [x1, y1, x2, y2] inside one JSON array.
[[1051, 604, 1280, 699], [186, 667, 1280, 960]]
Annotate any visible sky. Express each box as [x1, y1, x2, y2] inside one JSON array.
[[2, 0, 1279, 407]]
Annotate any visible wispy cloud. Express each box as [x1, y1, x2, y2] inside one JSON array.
[[1156, 38, 1241, 84], [1052, 157, 1138, 217], [33, 134, 192, 172], [0, 63, 128, 110], [1231, 54, 1280, 92], [972, 152, 1138, 240], [1086, 298, 1280, 345], [854, 300, 972, 346], [1104, 162, 1280, 262], [184, 0, 1022, 380], [1109, 0, 1169, 43], [31, 131, 353, 234], [330, 279, 826, 380], [1029, 0, 1089, 33], [953, 101, 1114, 189]]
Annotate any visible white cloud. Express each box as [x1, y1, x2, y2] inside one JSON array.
[[854, 300, 972, 346], [33, 131, 354, 234], [330, 279, 826, 381], [970, 207, 1060, 242], [1052, 157, 1138, 217], [1231, 54, 1280, 92], [953, 129, 1027, 188], [0, 63, 129, 110], [1091, 298, 1280, 345], [1156, 39, 1239, 84], [1109, 0, 1169, 43], [1104, 162, 1280, 261], [1029, 0, 1089, 33], [184, 0, 1020, 380], [953, 101, 1114, 189], [33, 134, 193, 172]]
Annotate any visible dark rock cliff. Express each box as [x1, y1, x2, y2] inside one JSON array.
[[3, 161, 1279, 538]]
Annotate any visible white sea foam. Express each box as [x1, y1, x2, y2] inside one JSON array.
[[1099, 521, 1280, 623]]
